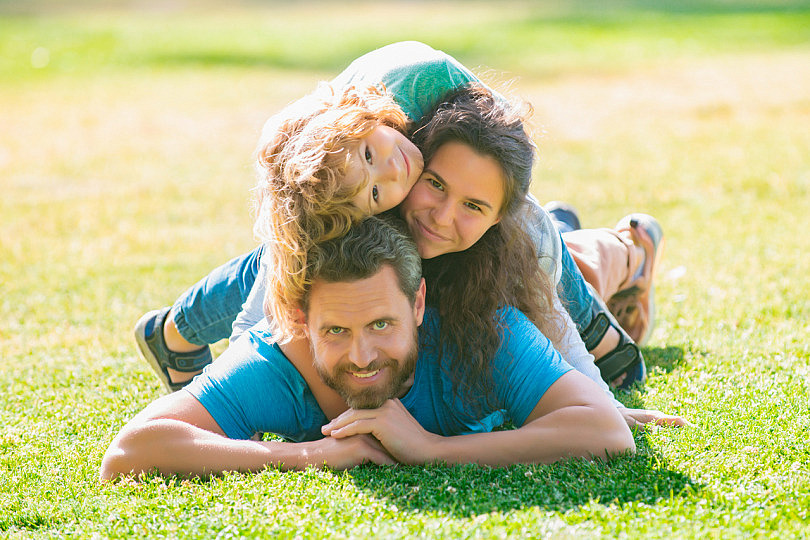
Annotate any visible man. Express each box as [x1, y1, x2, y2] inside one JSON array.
[[100, 216, 634, 479]]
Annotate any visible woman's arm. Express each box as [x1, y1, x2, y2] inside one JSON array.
[[550, 291, 690, 427]]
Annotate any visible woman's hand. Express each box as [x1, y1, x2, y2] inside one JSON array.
[[620, 407, 692, 428]]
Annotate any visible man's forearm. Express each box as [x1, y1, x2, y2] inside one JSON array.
[[426, 404, 634, 466], [99, 418, 317, 480], [100, 416, 396, 480]]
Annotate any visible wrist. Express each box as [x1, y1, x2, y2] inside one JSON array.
[[420, 431, 451, 465], [259, 439, 322, 471]]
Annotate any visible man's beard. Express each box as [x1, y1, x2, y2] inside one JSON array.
[[314, 335, 418, 409]]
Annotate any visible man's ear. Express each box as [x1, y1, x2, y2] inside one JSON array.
[[294, 307, 308, 335], [413, 278, 426, 327]]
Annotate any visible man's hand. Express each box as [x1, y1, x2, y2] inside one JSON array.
[[305, 434, 396, 469], [321, 399, 440, 465], [620, 408, 692, 428]]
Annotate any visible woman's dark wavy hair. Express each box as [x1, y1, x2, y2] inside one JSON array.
[[409, 84, 562, 413]]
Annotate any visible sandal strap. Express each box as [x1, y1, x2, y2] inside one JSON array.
[[166, 347, 212, 373], [147, 308, 212, 372], [580, 284, 645, 384], [594, 337, 642, 384]]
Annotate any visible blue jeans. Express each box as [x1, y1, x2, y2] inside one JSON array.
[[172, 245, 264, 346], [557, 231, 594, 332], [171, 240, 596, 344]]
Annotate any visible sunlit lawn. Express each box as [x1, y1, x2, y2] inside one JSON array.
[[2, 1, 809, 537]]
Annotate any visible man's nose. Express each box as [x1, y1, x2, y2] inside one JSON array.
[[348, 334, 376, 369]]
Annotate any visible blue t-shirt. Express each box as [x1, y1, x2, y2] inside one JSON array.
[[187, 307, 572, 442]]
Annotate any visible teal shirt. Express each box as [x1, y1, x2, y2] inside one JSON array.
[[331, 41, 487, 122]]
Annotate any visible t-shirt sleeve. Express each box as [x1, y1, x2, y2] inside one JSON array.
[[490, 307, 574, 427], [186, 324, 326, 442], [523, 194, 563, 285]]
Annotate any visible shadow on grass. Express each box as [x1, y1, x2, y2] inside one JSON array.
[[346, 434, 698, 516], [343, 343, 699, 516], [642, 344, 687, 375]]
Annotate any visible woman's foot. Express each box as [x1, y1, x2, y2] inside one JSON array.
[[608, 214, 665, 346]]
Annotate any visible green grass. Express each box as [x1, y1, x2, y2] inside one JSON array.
[[2, 1, 810, 537]]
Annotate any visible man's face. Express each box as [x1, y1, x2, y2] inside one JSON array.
[[305, 265, 426, 409]]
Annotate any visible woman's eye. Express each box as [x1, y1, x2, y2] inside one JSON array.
[[372, 185, 379, 202], [372, 321, 389, 330], [365, 148, 373, 164]]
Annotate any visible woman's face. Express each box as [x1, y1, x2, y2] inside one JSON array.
[[400, 141, 505, 259], [344, 125, 424, 214]]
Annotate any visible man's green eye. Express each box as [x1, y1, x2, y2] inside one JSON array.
[[373, 321, 389, 330], [327, 327, 344, 335]]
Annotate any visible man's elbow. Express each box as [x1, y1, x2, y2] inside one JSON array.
[[98, 423, 158, 482], [595, 406, 636, 460], [99, 442, 132, 482]]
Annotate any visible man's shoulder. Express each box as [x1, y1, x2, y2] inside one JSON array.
[[416, 306, 537, 366], [193, 325, 301, 394], [186, 325, 325, 441]]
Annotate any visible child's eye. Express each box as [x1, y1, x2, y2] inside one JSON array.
[[372, 185, 379, 202], [464, 202, 482, 212], [428, 178, 443, 190]]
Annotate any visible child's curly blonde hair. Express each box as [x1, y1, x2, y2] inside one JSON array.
[[252, 82, 409, 342]]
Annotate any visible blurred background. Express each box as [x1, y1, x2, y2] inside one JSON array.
[[2, 1, 810, 536]]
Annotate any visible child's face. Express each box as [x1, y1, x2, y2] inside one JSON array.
[[344, 125, 424, 214], [400, 141, 505, 259]]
